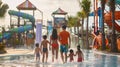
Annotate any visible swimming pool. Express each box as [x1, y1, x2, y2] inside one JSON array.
[[0, 50, 120, 67]]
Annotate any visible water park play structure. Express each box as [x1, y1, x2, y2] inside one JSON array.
[[0, 10, 35, 47], [0, 0, 43, 47], [104, 11, 120, 32], [92, 0, 120, 49]]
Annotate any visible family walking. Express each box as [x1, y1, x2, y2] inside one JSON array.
[[34, 25, 84, 64]]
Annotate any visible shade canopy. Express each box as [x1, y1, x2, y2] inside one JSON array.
[[52, 8, 67, 15], [16, 0, 36, 10]]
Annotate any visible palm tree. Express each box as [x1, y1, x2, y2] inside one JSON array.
[[101, 0, 106, 50], [67, 16, 78, 34], [0, 0, 9, 17], [109, 0, 118, 52], [73, 17, 78, 35], [75, 16, 81, 45], [0, 0, 9, 54], [67, 16, 80, 45], [67, 16, 75, 32], [77, 11, 86, 48], [79, 0, 91, 49]]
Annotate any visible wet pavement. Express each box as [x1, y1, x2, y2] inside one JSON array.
[[0, 49, 120, 67]]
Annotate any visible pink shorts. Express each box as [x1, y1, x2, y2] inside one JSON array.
[[70, 58, 74, 62], [78, 57, 82, 62]]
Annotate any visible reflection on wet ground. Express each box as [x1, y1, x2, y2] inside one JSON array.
[[0, 50, 120, 67]]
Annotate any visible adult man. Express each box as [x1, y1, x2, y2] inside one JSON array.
[[59, 25, 71, 63]]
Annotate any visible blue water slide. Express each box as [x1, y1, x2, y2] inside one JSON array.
[[8, 10, 35, 26], [10, 25, 32, 33], [0, 10, 35, 42], [0, 25, 32, 42]]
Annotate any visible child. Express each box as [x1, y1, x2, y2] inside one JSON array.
[[75, 45, 84, 62], [40, 35, 51, 63], [34, 43, 41, 62], [68, 49, 75, 62]]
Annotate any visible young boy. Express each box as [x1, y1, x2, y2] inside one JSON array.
[[34, 43, 41, 62], [40, 35, 51, 63]]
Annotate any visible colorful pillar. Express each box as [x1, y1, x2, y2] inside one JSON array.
[[95, 0, 98, 32], [35, 22, 42, 44]]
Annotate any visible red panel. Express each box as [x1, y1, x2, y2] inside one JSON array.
[[104, 11, 120, 32]]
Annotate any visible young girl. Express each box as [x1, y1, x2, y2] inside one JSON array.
[[67, 49, 75, 62], [40, 35, 51, 63], [50, 28, 59, 62], [34, 43, 41, 62], [75, 45, 84, 62]]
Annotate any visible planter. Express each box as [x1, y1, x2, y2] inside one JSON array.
[[0, 45, 7, 54]]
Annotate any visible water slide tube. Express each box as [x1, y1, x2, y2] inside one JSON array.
[[104, 11, 120, 32], [105, 0, 120, 4], [0, 10, 35, 42]]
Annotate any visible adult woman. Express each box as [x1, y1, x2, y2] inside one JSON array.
[[117, 36, 120, 51], [50, 28, 59, 62]]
